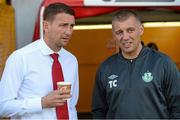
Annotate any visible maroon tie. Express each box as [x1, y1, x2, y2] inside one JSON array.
[[50, 53, 69, 120]]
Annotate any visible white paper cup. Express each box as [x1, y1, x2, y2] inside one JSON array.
[[57, 82, 71, 93]]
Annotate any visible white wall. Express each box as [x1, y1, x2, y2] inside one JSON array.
[[12, 0, 43, 49]]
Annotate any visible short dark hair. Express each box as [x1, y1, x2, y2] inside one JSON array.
[[43, 3, 75, 22], [112, 9, 141, 24]]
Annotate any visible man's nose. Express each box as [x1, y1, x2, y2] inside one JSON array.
[[122, 32, 129, 40], [65, 26, 73, 35]]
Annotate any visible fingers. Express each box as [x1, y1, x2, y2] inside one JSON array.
[[56, 93, 72, 100], [42, 90, 72, 108], [53, 92, 71, 107], [56, 102, 65, 106]]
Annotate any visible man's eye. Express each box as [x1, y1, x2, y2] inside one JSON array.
[[127, 29, 134, 33], [71, 24, 74, 28], [59, 24, 67, 27], [115, 31, 123, 35]]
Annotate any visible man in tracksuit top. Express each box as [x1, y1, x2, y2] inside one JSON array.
[[92, 10, 180, 119]]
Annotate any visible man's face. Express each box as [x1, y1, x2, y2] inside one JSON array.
[[112, 16, 144, 56], [43, 12, 75, 52]]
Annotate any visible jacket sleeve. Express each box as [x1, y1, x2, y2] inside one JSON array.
[[163, 57, 180, 118], [91, 66, 108, 118]]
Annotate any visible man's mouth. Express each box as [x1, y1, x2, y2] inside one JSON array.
[[123, 42, 131, 48]]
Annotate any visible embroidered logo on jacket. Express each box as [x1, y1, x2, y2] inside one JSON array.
[[142, 70, 153, 82], [108, 74, 118, 88]]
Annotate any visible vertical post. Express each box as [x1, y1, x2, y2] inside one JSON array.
[[40, 6, 45, 39]]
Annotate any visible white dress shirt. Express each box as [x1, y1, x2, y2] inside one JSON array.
[[0, 39, 79, 119]]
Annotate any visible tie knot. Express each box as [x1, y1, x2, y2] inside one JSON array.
[[50, 53, 59, 61]]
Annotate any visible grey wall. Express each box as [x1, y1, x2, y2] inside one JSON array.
[[12, 0, 43, 49]]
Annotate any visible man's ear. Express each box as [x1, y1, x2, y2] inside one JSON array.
[[43, 21, 49, 33], [140, 24, 144, 35]]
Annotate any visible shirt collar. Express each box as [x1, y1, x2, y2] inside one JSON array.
[[39, 38, 65, 56]]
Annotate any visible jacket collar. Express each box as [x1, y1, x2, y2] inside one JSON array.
[[118, 46, 150, 61]]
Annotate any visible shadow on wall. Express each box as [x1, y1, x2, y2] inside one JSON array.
[[176, 63, 180, 72], [78, 112, 92, 119], [146, 42, 159, 51]]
